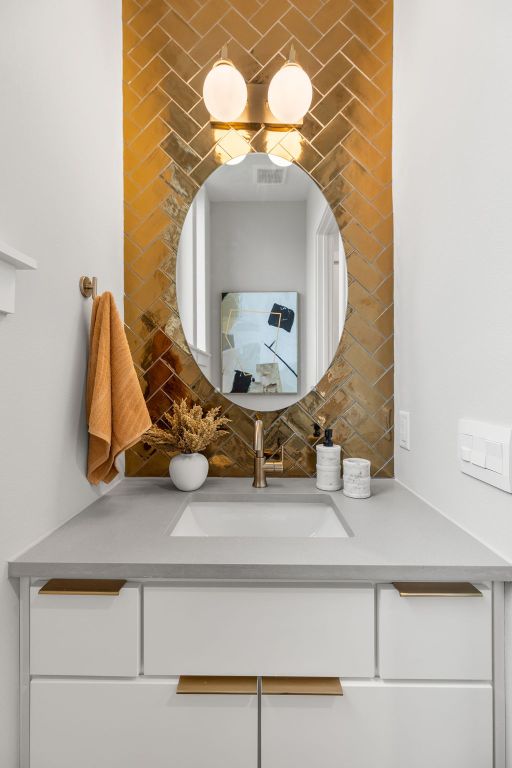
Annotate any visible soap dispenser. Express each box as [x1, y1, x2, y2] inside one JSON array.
[[316, 428, 342, 491]]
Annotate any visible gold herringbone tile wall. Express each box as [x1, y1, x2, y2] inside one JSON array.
[[123, 0, 394, 479]]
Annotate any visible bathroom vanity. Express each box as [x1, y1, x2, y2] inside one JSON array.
[[10, 478, 512, 768]]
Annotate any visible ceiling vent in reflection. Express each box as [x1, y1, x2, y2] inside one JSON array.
[[254, 167, 287, 184]]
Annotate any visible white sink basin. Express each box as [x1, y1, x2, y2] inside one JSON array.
[[170, 493, 349, 538]]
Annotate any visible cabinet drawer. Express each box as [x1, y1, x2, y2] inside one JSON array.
[[144, 585, 374, 677], [30, 581, 140, 677], [378, 583, 492, 680], [30, 679, 257, 768], [261, 681, 492, 768]]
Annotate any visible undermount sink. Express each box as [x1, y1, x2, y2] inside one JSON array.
[[169, 493, 349, 538]]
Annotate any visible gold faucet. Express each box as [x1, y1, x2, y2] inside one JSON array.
[[252, 419, 284, 488]]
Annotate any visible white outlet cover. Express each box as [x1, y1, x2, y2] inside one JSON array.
[[399, 410, 410, 450]]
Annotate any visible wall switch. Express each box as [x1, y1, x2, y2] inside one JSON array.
[[458, 419, 512, 493], [460, 434, 473, 462], [485, 441, 503, 474], [399, 410, 410, 450], [471, 436, 486, 468]]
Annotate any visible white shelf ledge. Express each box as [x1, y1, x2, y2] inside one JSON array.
[[0, 239, 37, 314]]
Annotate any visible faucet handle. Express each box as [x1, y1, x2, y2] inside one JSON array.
[[265, 444, 284, 473], [253, 419, 264, 455]]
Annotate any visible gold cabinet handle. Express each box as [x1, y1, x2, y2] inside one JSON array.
[[262, 677, 343, 696], [38, 579, 126, 596], [392, 582, 482, 597], [177, 676, 257, 694], [177, 676, 343, 695]]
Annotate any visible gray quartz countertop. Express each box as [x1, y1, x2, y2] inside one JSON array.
[[9, 478, 512, 581]]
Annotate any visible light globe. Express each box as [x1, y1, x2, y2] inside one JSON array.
[[203, 60, 247, 122], [226, 155, 247, 166], [268, 62, 313, 124], [268, 154, 292, 167]]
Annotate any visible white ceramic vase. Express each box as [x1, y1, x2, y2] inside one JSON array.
[[169, 452, 209, 492]]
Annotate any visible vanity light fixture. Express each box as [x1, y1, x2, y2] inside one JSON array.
[[202, 46, 247, 123], [204, 45, 312, 132], [267, 45, 313, 125]]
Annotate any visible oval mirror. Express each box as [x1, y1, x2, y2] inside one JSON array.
[[176, 152, 347, 412]]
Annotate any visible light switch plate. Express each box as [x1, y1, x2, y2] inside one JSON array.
[[458, 419, 512, 493], [399, 410, 410, 450], [485, 442, 503, 474]]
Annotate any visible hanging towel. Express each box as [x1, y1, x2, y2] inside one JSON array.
[[86, 291, 151, 484]]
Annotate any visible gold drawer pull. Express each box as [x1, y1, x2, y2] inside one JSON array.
[[39, 579, 127, 596], [262, 677, 343, 696], [392, 582, 482, 597], [177, 676, 257, 695]]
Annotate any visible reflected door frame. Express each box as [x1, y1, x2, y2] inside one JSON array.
[[315, 207, 347, 383], [176, 187, 212, 381]]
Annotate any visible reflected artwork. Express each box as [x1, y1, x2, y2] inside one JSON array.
[[221, 291, 298, 394]]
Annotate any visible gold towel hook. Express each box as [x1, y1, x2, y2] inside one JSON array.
[[79, 275, 98, 299]]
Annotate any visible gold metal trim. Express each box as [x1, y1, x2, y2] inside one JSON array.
[[262, 677, 343, 696], [392, 582, 482, 597], [39, 579, 126, 596], [209, 84, 303, 130], [177, 676, 257, 694]]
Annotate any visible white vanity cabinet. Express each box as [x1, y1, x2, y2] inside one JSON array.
[[30, 679, 257, 768], [261, 681, 493, 768], [30, 582, 140, 677], [25, 579, 501, 768], [378, 583, 493, 680], [144, 584, 375, 677]]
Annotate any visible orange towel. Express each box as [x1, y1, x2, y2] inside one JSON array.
[[86, 292, 151, 484]]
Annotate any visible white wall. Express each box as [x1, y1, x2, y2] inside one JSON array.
[[0, 2, 123, 765], [210, 201, 307, 410], [394, 0, 512, 560], [394, 5, 512, 756]]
